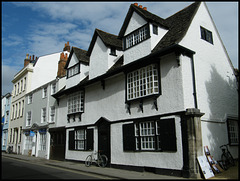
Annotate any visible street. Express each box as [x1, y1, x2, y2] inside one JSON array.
[[2, 157, 111, 179]]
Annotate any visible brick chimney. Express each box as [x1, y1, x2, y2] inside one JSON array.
[[24, 53, 37, 67], [57, 52, 68, 78], [63, 41, 70, 52]]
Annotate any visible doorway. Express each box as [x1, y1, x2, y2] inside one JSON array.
[[97, 118, 111, 167]]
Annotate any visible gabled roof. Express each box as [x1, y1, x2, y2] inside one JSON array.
[[152, 2, 201, 52], [65, 47, 89, 69], [87, 29, 122, 56], [118, 4, 168, 38]]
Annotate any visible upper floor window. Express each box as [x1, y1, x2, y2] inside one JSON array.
[[49, 106, 55, 123], [200, 26, 213, 44], [26, 111, 32, 126], [51, 83, 56, 95], [127, 64, 159, 101], [67, 91, 84, 114], [124, 24, 150, 50], [67, 63, 80, 78], [41, 108, 47, 123], [153, 24, 158, 35], [110, 47, 117, 56], [28, 94, 33, 104], [42, 87, 47, 98]]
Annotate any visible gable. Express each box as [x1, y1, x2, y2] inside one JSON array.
[[124, 11, 147, 36]]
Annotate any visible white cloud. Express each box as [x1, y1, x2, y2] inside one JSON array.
[[1, 65, 22, 95]]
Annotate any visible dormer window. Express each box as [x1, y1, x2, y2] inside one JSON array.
[[110, 47, 117, 56], [200, 26, 213, 44], [153, 24, 158, 35], [123, 24, 150, 50], [67, 63, 80, 78]]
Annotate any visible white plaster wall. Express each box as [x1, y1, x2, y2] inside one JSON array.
[[108, 49, 123, 69], [150, 23, 168, 51], [179, 2, 238, 121], [31, 52, 65, 92], [111, 115, 183, 169], [56, 96, 68, 127], [124, 12, 147, 36], [89, 37, 108, 80], [181, 55, 195, 108], [179, 2, 238, 160]]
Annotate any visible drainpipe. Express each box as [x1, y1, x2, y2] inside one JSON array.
[[191, 55, 198, 109]]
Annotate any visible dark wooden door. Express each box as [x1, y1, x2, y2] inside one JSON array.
[[98, 121, 110, 166]]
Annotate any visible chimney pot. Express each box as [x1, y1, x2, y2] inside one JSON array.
[[32, 55, 35, 60], [134, 3, 138, 6], [26, 53, 29, 59], [143, 7, 147, 10], [139, 5, 142, 8], [30, 55, 32, 60]]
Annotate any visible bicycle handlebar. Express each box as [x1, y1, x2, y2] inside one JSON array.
[[220, 144, 229, 149]]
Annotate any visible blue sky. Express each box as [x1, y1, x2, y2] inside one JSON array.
[[2, 1, 238, 96]]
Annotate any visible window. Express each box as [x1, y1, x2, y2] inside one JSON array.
[[15, 103, 18, 119], [18, 102, 21, 118], [26, 111, 32, 126], [227, 119, 238, 145], [24, 77, 27, 91], [200, 26, 213, 44], [51, 83, 56, 95], [41, 108, 47, 123], [39, 133, 46, 151], [67, 91, 84, 114], [127, 64, 159, 100], [14, 85, 17, 96], [17, 82, 20, 94], [21, 80, 23, 92], [28, 94, 33, 104], [11, 105, 14, 120], [69, 128, 94, 151], [49, 106, 55, 123], [153, 24, 158, 35], [21, 100, 24, 117], [42, 87, 47, 98], [124, 24, 150, 50], [123, 118, 177, 152], [67, 63, 80, 78], [110, 47, 116, 56], [5, 111, 9, 124], [25, 135, 33, 150]]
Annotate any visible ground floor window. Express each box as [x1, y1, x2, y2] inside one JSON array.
[[123, 118, 177, 152], [227, 119, 239, 145], [39, 133, 46, 151], [25, 135, 33, 150], [68, 128, 93, 151]]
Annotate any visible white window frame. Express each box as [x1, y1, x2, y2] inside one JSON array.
[[42, 87, 47, 98], [28, 94, 33, 104], [67, 91, 84, 114], [49, 106, 55, 123], [51, 83, 56, 95], [26, 111, 32, 126], [127, 64, 159, 100], [227, 119, 239, 145], [41, 108, 47, 123], [25, 135, 33, 150], [75, 129, 86, 150], [39, 133, 46, 151]]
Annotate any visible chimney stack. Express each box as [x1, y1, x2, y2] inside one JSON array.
[[57, 52, 68, 78], [63, 41, 70, 52], [134, 3, 138, 6], [143, 7, 147, 10], [139, 5, 142, 8]]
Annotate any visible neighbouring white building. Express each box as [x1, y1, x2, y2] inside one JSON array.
[[53, 2, 238, 178], [8, 55, 35, 154], [22, 43, 70, 159]]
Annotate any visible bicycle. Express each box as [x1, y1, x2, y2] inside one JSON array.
[[6, 146, 13, 154], [85, 150, 108, 168], [219, 144, 235, 170]]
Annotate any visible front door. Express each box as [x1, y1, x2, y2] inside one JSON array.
[[97, 119, 110, 166], [50, 130, 66, 160]]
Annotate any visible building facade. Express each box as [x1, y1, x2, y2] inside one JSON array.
[[52, 2, 238, 178], [1, 93, 11, 151], [22, 43, 70, 159], [8, 55, 35, 154]]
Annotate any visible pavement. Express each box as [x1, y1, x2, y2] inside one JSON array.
[[2, 152, 238, 180]]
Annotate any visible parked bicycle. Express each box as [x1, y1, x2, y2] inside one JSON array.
[[85, 150, 108, 168], [219, 144, 235, 170], [6, 146, 13, 154]]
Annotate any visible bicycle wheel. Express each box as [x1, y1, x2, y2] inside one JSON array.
[[85, 155, 92, 167], [227, 153, 235, 166], [97, 155, 108, 168], [221, 154, 229, 170]]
